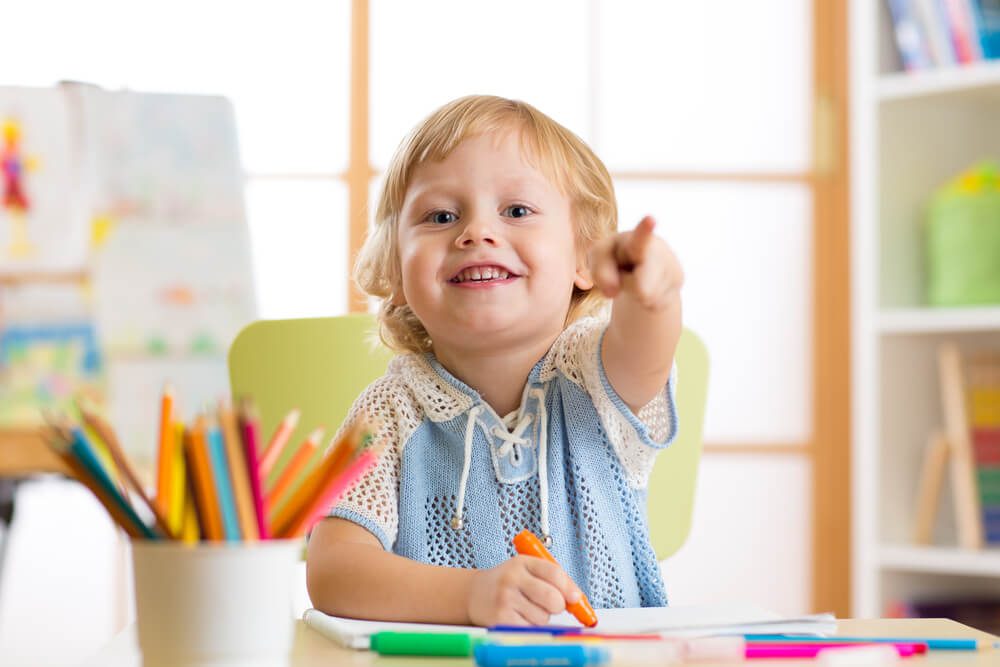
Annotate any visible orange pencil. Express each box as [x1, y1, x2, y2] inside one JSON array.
[[269, 424, 362, 535], [513, 530, 598, 628], [155, 384, 175, 517], [219, 400, 259, 541], [279, 442, 382, 539], [267, 427, 323, 507], [184, 415, 224, 541], [258, 408, 301, 481]]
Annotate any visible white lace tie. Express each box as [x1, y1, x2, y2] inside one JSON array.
[[451, 405, 482, 531], [451, 387, 551, 547]]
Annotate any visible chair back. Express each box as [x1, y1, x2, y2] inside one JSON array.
[[647, 328, 709, 560], [228, 314, 392, 479]]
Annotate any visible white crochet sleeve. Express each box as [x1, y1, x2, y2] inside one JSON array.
[[327, 365, 422, 550], [550, 316, 679, 489]]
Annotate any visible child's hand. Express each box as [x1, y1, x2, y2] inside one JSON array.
[[467, 555, 583, 626], [589, 215, 683, 309]]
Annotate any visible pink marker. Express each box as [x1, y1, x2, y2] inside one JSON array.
[[746, 643, 921, 659]]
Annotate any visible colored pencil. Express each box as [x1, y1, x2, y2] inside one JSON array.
[[180, 456, 202, 544], [44, 436, 145, 539], [218, 399, 259, 540], [68, 426, 160, 538], [238, 398, 270, 539], [268, 424, 363, 535], [267, 427, 323, 507], [81, 421, 128, 499], [168, 421, 187, 537], [155, 384, 175, 517], [76, 401, 175, 539], [206, 420, 241, 541], [184, 415, 224, 541], [259, 408, 301, 481], [279, 439, 380, 539]]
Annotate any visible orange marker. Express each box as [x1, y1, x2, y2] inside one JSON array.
[[512, 529, 598, 628]]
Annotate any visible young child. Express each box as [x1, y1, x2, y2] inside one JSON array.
[[306, 95, 684, 627]]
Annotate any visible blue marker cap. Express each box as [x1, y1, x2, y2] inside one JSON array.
[[474, 643, 610, 667], [489, 624, 582, 635]]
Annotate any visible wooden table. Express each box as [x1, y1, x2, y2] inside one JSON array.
[[0, 427, 68, 476], [82, 618, 999, 666]]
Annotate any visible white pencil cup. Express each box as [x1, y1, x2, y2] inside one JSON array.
[[131, 539, 302, 667]]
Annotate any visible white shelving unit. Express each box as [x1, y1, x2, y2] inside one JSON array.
[[851, 4, 1000, 618]]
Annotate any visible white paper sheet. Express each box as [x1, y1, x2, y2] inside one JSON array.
[[302, 604, 837, 650]]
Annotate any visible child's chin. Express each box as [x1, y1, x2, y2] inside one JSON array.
[[453, 310, 521, 335]]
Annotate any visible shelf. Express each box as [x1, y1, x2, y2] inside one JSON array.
[[878, 60, 1000, 103], [878, 306, 1000, 334], [880, 545, 1000, 577]]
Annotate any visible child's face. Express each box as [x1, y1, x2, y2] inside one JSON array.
[[395, 131, 593, 354]]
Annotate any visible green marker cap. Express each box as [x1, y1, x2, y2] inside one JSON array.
[[370, 631, 484, 656]]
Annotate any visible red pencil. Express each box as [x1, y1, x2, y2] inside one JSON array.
[[238, 399, 270, 539]]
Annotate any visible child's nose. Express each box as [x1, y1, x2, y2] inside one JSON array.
[[455, 216, 499, 247]]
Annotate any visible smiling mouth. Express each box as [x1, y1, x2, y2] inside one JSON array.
[[448, 265, 519, 284]]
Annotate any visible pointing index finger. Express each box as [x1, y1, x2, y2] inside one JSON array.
[[616, 216, 656, 271]]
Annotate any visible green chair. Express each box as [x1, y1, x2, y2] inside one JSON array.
[[228, 314, 394, 485], [647, 329, 709, 560], [228, 314, 708, 559]]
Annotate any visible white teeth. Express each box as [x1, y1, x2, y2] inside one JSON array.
[[453, 266, 512, 283]]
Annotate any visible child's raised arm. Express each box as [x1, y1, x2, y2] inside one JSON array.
[[589, 216, 683, 413]]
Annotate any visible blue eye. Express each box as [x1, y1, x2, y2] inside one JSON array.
[[504, 205, 531, 219], [427, 210, 457, 224]]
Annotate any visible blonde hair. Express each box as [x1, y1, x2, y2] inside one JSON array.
[[355, 95, 617, 354]]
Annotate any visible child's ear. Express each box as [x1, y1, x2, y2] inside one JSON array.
[[574, 258, 594, 291]]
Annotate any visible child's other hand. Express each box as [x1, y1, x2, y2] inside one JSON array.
[[589, 215, 683, 309], [467, 555, 583, 626]]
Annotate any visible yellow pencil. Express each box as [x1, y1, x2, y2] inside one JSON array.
[[181, 469, 201, 544], [168, 421, 187, 537]]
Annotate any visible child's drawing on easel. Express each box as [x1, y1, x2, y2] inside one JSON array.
[[1, 117, 38, 258], [0, 86, 92, 273]]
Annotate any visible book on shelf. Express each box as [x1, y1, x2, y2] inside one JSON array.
[[914, 346, 1000, 547], [968, 356, 1000, 543], [885, 0, 1000, 70]]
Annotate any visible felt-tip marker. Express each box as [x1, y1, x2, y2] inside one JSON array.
[[513, 530, 598, 628], [474, 643, 609, 667]]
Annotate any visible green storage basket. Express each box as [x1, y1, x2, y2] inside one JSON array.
[[926, 162, 1000, 306]]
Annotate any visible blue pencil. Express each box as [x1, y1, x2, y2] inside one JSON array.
[[69, 427, 159, 539], [206, 423, 242, 541], [745, 634, 1000, 651]]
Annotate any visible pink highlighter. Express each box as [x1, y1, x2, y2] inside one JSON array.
[[744, 642, 923, 659], [683, 638, 924, 661]]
